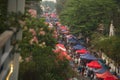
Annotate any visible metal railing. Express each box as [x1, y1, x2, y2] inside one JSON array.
[[0, 28, 22, 80]]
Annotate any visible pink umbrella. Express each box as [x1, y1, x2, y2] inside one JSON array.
[[56, 44, 66, 51], [50, 13, 56, 18], [66, 35, 73, 39], [60, 51, 72, 60], [60, 26, 67, 30], [61, 31, 69, 34]]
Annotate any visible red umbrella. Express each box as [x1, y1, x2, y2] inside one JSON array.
[[60, 26, 67, 30], [56, 44, 66, 51], [53, 48, 61, 53], [56, 22, 61, 26], [76, 49, 88, 54], [104, 76, 116, 80], [60, 51, 72, 60], [96, 71, 118, 79], [87, 61, 102, 69], [66, 34, 73, 39], [50, 13, 56, 18], [61, 31, 69, 34]]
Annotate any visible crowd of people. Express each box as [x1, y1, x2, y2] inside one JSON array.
[[44, 12, 118, 80]]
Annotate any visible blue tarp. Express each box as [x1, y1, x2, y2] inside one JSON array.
[[80, 53, 97, 60], [93, 67, 107, 74], [98, 60, 109, 70], [73, 44, 85, 50], [80, 52, 90, 55], [68, 38, 77, 44], [92, 59, 110, 74], [78, 39, 85, 45]]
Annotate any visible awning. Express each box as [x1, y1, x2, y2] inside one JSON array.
[[73, 44, 85, 50], [104, 76, 116, 80], [59, 51, 72, 61], [68, 38, 77, 44], [87, 61, 102, 69], [93, 67, 107, 74], [56, 44, 66, 51], [96, 71, 118, 80], [76, 49, 88, 54], [80, 53, 97, 60]]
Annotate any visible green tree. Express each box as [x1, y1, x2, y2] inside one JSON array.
[[92, 36, 120, 65], [58, 0, 118, 36], [18, 11, 73, 80], [56, 0, 68, 14], [56, 0, 120, 66]]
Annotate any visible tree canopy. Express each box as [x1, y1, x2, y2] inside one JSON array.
[[56, 0, 120, 65], [57, 0, 119, 36], [18, 11, 74, 80]]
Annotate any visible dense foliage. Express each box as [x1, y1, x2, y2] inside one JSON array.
[[0, 0, 24, 34], [92, 36, 120, 65], [0, 0, 8, 33], [56, 0, 67, 14], [56, 0, 120, 36], [18, 12, 74, 80], [56, 0, 120, 65]]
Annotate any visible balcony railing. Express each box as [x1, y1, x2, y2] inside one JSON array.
[[0, 28, 22, 80]]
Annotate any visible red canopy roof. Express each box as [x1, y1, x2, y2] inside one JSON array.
[[65, 34, 73, 39], [60, 51, 72, 60], [54, 44, 72, 61], [60, 26, 67, 30], [87, 61, 102, 69], [104, 76, 116, 80], [54, 50, 72, 61], [56, 44, 66, 51], [96, 71, 118, 80], [50, 13, 56, 18], [76, 49, 88, 54]]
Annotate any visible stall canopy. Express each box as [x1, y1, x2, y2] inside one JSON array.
[[87, 61, 102, 69], [104, 76, 116, 80], [98, 60, 109, 70], [96, 71, 118, 80], [61, 30, 69, 34], [93, 67, 107, 74], [50, 13, 56, 18], [76, 49, 88, 54], [80, 53, 97, 60], [60, 26, 68, 30], [60, 51, 72, 60], [68, 38, 77, 44], [66, 34, 75, 39], [56, 44, 66, 51], [73, 44, 85, 50]]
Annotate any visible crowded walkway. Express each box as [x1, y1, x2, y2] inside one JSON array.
[[44, 12, 119, 80]]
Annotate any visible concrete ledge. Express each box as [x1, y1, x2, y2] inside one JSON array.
[[0, 30, 14, 49]]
